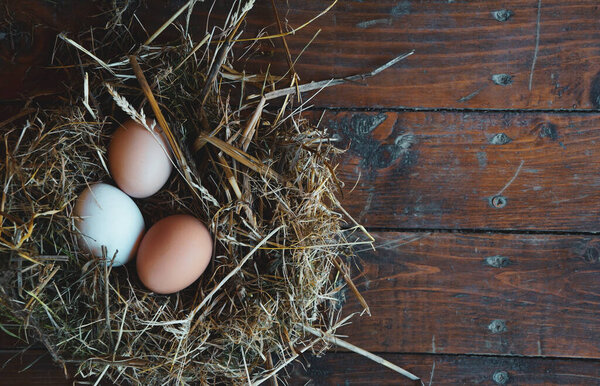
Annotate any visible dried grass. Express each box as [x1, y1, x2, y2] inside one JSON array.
[[0, 1, 417, 384]]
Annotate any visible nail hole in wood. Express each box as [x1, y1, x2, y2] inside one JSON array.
[[490, 195, 507, 208], [488, 133, 512, 145], [492, 9, 514, 22], [493, 370, 510, 384], [492, 74, 513, 86], [488, 319, 507, 334], [485, 255, 510, 268]]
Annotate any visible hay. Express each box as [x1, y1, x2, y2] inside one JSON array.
[[0, 1, 417, 384]]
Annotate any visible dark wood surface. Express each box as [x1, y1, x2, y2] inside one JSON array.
[[5, 0, 600, 111], [290, 353, 600, 385], [337, 232, 600, 357], [2, 0, 600, 385], [328, 110, 600, 231], [242, 0, 600, 110], [3, 350, 600, 386]]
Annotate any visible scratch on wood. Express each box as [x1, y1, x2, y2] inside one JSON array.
[[356, 1, 410, 28], [356, 19, 391, 28], [428, 360, 436, 386], [550, 194, 589, 205], [458, 88, 482, 103], [496, 160, 525, 196], [356, 234, 430, 253], [529, 0, 542, 91], [359, 190, 375, 222], [431, 335, 436, 353], [552, 374, 600, 381]]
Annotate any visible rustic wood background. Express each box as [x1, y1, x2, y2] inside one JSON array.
[[2, 0, 600, 384]]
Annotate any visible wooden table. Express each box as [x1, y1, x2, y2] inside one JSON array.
[[2, 1, 600, 384]]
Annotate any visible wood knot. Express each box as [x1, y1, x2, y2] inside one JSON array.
[[331, 113, 416, 170], [536, 122, 559, 140], [583, 247, 599, 263]]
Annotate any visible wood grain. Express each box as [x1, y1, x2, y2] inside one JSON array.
[[3, 1, 600, 110], [335, 232, 600, 358], [322, 110, 600, 231], [226, 0, 600, 110], [4, 232, 598, 376], [1, 349, 598, 386], [2, 1, 600, 384], [8, 233, 595, 357], [131, 0, 600, 110], [290, 353, 600, 386]]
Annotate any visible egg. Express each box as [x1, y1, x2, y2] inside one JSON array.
[[136, 215, 212, 294], [108, 119, 173, 198], [74, 183, 145, 266]]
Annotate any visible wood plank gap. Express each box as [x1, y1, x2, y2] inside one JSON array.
[[325, 351, 600, 362], [361, 227, 600, 236], [309, 106, 600, 115]]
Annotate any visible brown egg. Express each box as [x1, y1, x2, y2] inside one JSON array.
[[108, 119, 172, 198], [136, 215, 212, 294]]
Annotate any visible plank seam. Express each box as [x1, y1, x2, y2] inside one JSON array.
[[325, 351, 600, 361], [311, 106, 600, 114], [359, 227, 600, 236]]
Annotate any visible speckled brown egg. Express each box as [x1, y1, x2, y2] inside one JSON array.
[[136, 215, 212, 294], [108, 119, 172, 198]]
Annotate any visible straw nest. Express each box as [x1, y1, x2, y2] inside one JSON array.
[[0, 1, 373, 384]]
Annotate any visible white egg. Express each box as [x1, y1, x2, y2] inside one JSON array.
[[74, 183, 145, 266]]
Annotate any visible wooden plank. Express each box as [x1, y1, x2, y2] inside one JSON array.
[[3, 349, 599, 386], [4, 1, 600, 111], [229, 0, 600, 110], [334, 232, 600, 358], [290, 353, 600, 385], [2, 232, 599, 376], [322, 110, 600, 231]]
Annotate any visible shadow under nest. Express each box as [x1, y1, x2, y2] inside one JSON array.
[[0, 1, 371, 385]]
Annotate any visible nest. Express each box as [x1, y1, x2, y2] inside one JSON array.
[[0, 1, 378, 384]]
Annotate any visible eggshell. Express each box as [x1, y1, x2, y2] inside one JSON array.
[[74, 183, 145, 266], [136, 215, 212, 294], [108, 119, 173, 198]]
